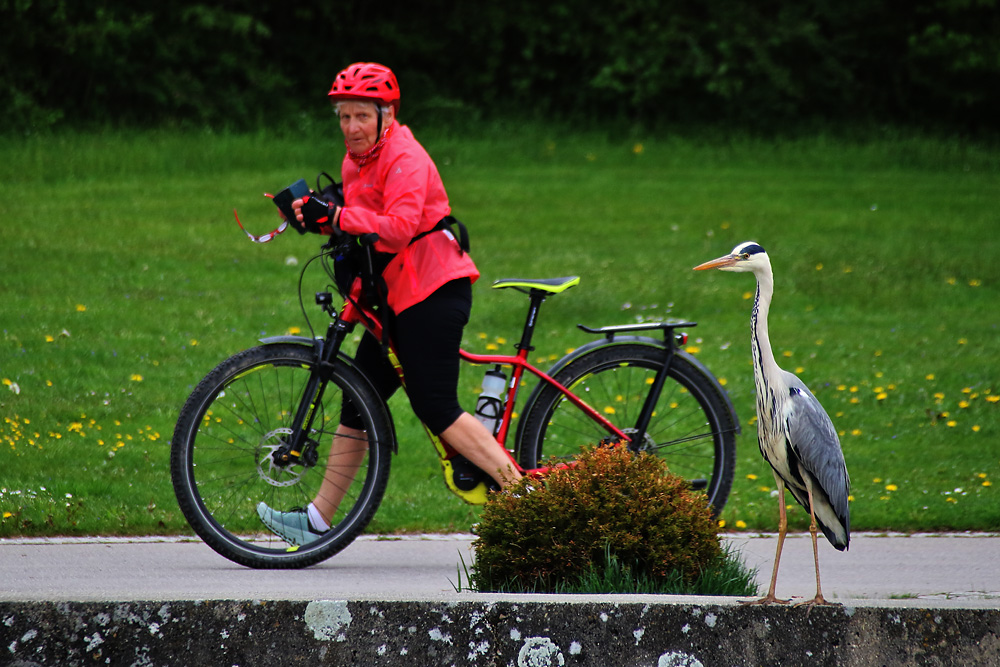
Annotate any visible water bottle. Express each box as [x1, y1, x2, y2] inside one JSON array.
[[474, 367, 506, 436]]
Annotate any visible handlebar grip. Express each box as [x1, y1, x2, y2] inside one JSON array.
[[359, 233, 380, 246]]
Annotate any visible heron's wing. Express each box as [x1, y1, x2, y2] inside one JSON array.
[[783, 377, 851, 546]]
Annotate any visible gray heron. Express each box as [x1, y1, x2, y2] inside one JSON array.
[[695, 241, 850, 606]]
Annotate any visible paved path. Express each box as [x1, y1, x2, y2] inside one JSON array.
[[1, 533, 998, 605]]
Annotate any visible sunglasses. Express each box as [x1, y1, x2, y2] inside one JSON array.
[[234, 193, 287, 244]]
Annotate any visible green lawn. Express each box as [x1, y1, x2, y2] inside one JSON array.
[[1, 126, 997, 537]]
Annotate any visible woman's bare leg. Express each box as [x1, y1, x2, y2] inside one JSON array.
[[439, 412, 522, 488], [311, 424, 368, 524]]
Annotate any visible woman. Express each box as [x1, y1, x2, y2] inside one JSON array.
[[258, 62, 521, 546]]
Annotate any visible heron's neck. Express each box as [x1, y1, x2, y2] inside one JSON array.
[[750, 269, 782, 383]]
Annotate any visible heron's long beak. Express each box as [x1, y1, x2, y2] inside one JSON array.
[[693, 254, 737, 271]]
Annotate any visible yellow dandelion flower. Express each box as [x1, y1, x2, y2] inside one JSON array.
[[782, 350, 793, 357], [925, 374, 935, 381], [76, 304, 87, 312], [946, 277, 956, 285], [795, 367, 805, 374], [717, 520, 726, 528], [847, 495, 854, 502], [603, 406, 616, 415], [850, 397, 859, 404], [190, 339, 198, 347], [885, 484, 898, 492], [946, 497, 958, 503], [851, 429, 862, 436], [947, 420, 957, 427], [759, 486, 771, 493], [130, 374, 143, 382], [287, 326, 301, 335], [746, 474, 758, 481], [987, 395, 1000, 403], [45, 335, 54, 343], [721, 221, 730, 230], [496, 337, 507, 345], [873, 477, 883, 483], [735, 520, 748, 529], [815, 339, 824, 346], [958, 338, 967, 345], [485, 343, 498, 351], [972, 425, 981, 432], [978, 473, 988, 479], [632, 142, 644, 155], [877, 393, 887, 400], [836, 385, 847, 391], [719, 378, 727, 386], [849, 386, 858, 393], [742, 291, 752, 300], [815, 263, 823, 271], [983, 480, 992, 487], [685, 345, 701, 354], [477, 332, 487, 340], [959, 401, 970, 409], [969, 279, 981, 287], [934, 392, 945, 400], [2, 512, 12, 519]]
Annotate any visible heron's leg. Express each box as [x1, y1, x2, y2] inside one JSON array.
[[742, 474, 790, 605], [793, 477, 840, 609]]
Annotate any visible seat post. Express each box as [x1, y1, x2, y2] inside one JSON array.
[[515, 289, 548, 353]]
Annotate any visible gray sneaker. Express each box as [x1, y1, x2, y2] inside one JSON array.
[[256, 502, 324, 546]]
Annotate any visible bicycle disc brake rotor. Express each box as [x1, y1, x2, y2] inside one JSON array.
[[621, 427, 657, 453], [256, 428, 310, 487]]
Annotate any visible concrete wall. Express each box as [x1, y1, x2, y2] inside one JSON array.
[[2, 598, 998, 666]]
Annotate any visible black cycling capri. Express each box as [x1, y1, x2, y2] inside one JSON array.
[[341, 278, 472, 436]]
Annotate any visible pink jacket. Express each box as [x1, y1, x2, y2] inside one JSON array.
[[338, 123, 479, 314]]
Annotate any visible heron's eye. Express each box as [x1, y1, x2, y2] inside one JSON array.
[[741, 253, 750, 259]]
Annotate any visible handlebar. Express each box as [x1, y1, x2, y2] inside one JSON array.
[[322, 231, 380, 251]]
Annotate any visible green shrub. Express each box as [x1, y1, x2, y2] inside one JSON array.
[[471, 445, 737, 593]]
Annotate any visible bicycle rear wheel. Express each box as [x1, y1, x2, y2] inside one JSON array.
[[517, 343, 737, 514], [171, 343, 393, 568]]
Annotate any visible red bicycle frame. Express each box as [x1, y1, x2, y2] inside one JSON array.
[[337, 278, 630, 480]]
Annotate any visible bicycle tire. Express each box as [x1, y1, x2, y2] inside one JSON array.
[[517, 343, 737, 514], [170, 343, 393, 568]]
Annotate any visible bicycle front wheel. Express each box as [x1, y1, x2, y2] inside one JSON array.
[[517, 343, 737, 514], [171, 343, 393, 568]]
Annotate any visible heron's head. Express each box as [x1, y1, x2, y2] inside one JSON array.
[[693, 241, 769, 273]]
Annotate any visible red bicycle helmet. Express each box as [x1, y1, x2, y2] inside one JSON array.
[[328, 62, 400, 112]]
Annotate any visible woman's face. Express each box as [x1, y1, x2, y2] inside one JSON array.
[[338, 101, 390, 153]]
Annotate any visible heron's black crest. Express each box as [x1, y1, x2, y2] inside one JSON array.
[[734, 242, 766, 256]]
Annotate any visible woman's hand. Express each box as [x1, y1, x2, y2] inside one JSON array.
[[292, 195, 341, 234]]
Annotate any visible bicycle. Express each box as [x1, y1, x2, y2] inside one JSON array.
[[170, 233, 740, 569]]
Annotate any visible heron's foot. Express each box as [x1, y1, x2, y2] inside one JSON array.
[[740, 594, 790, 606], [792, 595, 841, 612]]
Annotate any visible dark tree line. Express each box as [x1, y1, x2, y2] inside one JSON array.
[[3, 0, 998, 133]]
